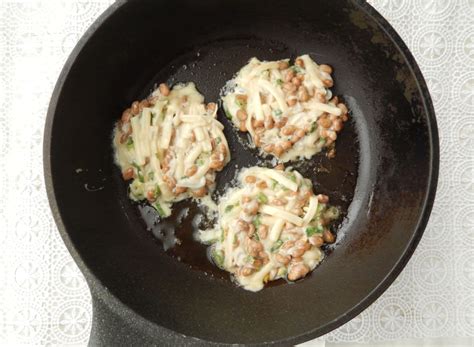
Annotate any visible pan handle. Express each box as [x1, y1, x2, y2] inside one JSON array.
[[89, 295, 153, 346], [89, 293, 190, 346]]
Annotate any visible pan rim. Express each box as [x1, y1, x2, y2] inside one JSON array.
[[43, 0, 439, 345]]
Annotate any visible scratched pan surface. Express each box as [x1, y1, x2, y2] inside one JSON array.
[[44, 0, 438, 345]]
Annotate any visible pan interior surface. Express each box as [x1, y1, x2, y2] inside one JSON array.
[[45, 0, 437, 344]]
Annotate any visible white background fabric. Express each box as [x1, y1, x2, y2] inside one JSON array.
[[0, 0, 473, 345]]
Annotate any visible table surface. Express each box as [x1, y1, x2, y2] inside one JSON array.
[[0, 0, 473, 345]]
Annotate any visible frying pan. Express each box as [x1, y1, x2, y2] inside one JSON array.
[[44, 0, 439, 345]]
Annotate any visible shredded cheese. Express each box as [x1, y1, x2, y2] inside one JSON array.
[[302, 196, 318, 225], [261, 205, 303, 226]]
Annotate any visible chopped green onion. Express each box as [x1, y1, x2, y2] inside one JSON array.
[[270, 239, 283, 252], [153, 202, 166, 217], [154, 185, 161, 197], [235, 99, 246, 108], [211, 249, 225, 268], [277, 267, 287, 277], [325, 206, 340, 220], [130, 180, 144, 199], [131, 166, 144, 183], [306, 225, 323, 237], [290, 65, 303, 73], [224, 204, 234, 213], [252, 215, 261, 228], [312, 204, 325, 222], [261, 70, 270, 79], [288, 173, 297, 182], [306, 226, 317, 236], [126, 137, 134, 150], [256, 192, 268, 204], [271, 179, 278, 190], [224, 106, 233, 120], [245, 255, 254, 263]]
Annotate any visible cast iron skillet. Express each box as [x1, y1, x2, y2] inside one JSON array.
[[44, 0, 439, 345]]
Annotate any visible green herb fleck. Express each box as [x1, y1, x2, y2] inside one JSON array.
[[224, 106, 233, 120], [290, 65, 303, 73], [235, 99, 246, 108], [245, 255, 254, 263], [216, 136, 222, 144], [154, 185, 161, 197], [153, 202, 166, 217], [277, 267, 287, 277], [224, 205, 234, 213], [270, 239, 283, 252], [126, 137, 134, 150], [325, 206, 340, 220], [310, 122, 317, 133], [261, 70, 270, 79], [276, 79, 283, 86], [271, 179, 278, 190], [273, 109, 283, 117], [256, 192, 268, 204], [211, 249, 225, 268], [306, 225, 323, 237], [148, 172, 154, 180], [196, 159, 205, 166], [288, 173, 297, 182], [312, 204, 325, 222], [252, 215, 262, 228], [319, 138, 326, 145], [130, 180, 144, 200]]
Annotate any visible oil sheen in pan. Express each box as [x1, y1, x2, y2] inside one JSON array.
[[130, 42, 360, 285]]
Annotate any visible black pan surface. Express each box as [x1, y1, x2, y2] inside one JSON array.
[[44, 0, 438, 345]]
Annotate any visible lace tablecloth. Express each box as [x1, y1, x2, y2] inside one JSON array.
[[0, 0, 473, 345]]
